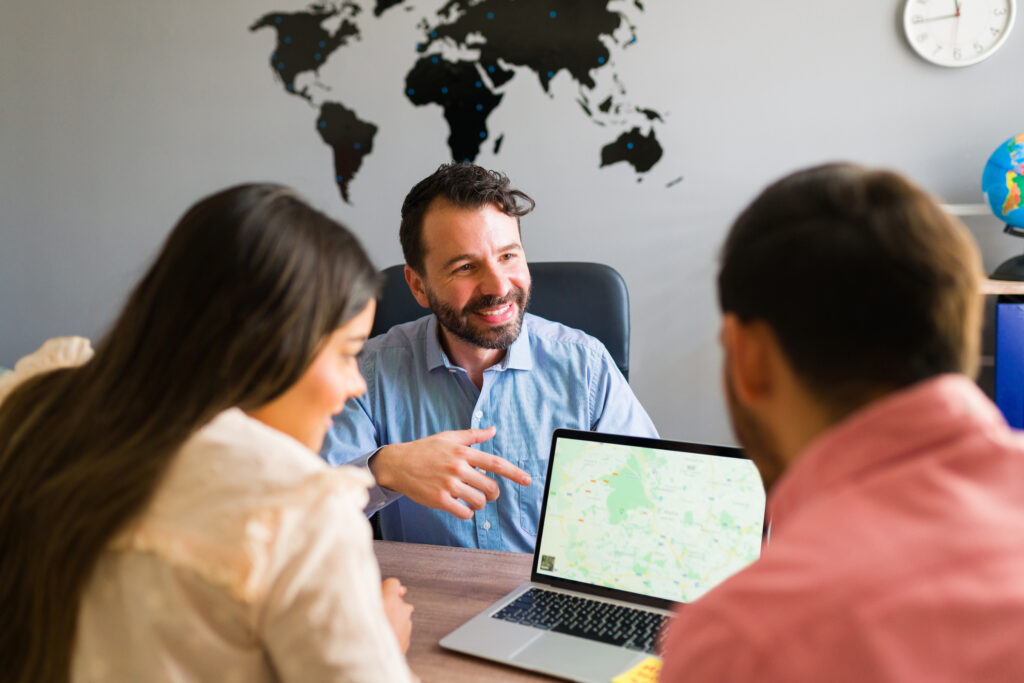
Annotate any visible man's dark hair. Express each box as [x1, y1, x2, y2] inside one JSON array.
[[718, 162, 982, 416], [400, 162, 535, 273]]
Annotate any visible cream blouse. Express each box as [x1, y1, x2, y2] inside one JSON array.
[[1, 339, 414, 682]]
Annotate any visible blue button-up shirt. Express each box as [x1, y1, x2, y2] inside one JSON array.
[[322, 313, 658, 552]]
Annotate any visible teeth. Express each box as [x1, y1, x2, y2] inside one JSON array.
[[479, 303, 511, 316]]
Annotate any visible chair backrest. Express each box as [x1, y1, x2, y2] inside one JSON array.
[[370, 262, 631, 380]]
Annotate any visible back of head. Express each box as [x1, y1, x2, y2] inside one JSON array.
[[718, 163, 983, 416], [0, 183, 379, 683], [399, 161, 535, 273]]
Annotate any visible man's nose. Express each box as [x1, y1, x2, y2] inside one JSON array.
[[477, 263, 511, 298]]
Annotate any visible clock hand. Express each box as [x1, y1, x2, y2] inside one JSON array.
[[911, 12, 960, 22], [952, 0, 962, 48]]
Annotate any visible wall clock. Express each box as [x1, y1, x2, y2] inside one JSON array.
[[903, 0, 1016, 66]]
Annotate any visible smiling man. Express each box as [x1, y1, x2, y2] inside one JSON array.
[[322, 162, 656, 551]]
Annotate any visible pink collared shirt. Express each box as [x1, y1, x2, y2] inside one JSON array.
[[660, 375, 1024, 682]]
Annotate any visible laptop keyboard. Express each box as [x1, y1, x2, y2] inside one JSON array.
[[491, 588, 669, 655]]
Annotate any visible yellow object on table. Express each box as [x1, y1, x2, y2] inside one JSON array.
[[612, 656, 662, 683]]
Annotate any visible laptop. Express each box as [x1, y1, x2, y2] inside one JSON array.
[[440, 428, 767, 682]]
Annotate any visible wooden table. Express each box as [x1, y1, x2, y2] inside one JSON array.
[[374, 541, 559, 682]]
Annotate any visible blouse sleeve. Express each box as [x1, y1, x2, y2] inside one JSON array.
[[0, 336, 93, 405], [257, 470, 415, 683]]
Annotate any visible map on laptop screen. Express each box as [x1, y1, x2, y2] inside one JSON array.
[[535, 437, 766, 603]]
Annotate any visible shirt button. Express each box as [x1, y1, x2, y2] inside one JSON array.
[[482, 521, 491, 530], [475, 410, 483, 419]]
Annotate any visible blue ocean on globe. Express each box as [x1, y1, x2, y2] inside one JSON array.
[[982, 133, 1024, 228]]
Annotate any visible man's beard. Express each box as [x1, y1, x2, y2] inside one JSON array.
[[426, 284, 531, 350], [723, 368, 786, 493]]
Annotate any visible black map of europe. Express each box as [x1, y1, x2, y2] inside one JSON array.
[[251, 0, 666, 203]]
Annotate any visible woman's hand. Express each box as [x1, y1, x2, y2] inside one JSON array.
[[381, 577, 414, 654]]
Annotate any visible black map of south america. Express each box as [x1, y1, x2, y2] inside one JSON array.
[[251, 0, 666, 204]]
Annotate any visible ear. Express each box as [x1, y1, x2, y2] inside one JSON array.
[[404, 265, 431, 309], [721, 314, 774, 406]]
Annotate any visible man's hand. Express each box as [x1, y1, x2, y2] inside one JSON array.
[[381, 578, 413, 654], [369, 426, 532, 519]]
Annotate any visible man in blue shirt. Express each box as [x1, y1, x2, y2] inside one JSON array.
[[323, 162, 657, 552]]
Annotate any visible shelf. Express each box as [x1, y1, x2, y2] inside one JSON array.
[[981, 279, 1024, 296]]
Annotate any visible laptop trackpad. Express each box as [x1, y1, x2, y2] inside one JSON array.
[[512, 632, 643, 682]]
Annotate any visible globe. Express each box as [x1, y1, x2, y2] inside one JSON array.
[[983, 133, 1024, 229]]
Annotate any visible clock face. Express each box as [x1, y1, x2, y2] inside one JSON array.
[[904, 0, 1016, 67]]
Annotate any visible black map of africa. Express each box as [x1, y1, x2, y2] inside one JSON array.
[[251, 0, 667, 204]]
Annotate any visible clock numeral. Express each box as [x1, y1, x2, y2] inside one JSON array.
[[991, 26, 1002, 35], [974, 41, 985, 53], [933, 42, 944, 55], [917, 32, 929, 43], [953, 47, 963, 59], [912, 13, 925, 22], [994, 7, 1007, 15]]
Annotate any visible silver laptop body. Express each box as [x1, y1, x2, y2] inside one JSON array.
[[441, 428, 767, 682]]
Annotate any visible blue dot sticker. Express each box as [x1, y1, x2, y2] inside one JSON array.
[[627, 142, 634, 149], [354, 142, 361, 149], [475, 104, 483, 111], [284, 36, 292, 44], [314, 53, 321, 61], [407, 88, 415, 95], [319, 41, 326, 48], [475, 80, 482, 88], [597, 56, 605, 64], [275, 16, 282, 23], [277, 62, 285, 70], [319, 120, 326, 128], [487, 11, 494, 19], [430, 31, 437, 38], [336, 174, 344, 182], [549, 10, 557, 18], [488, 65, 495, 73], [441, 86, 448, 94], [547, 71, 554, 78], [479, 131, 486, 139], [432, 56, 439, 63]]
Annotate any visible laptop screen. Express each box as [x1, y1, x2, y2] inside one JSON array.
[[533, 429, 766, 606]]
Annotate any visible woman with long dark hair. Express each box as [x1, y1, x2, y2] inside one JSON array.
[[0, 184, 414, 682]]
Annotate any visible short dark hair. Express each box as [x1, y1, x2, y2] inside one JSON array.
[[718, 163, 982, 415], [400, 162, 535, 273]]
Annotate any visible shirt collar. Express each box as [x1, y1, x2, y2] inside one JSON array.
[[423, 314, 535, 372], [767, 374, 1006, 528]]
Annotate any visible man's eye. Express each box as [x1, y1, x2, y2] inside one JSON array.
[[454, 264, 472, 273]]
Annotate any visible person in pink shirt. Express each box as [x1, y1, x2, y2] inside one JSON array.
[[660, 163, 1024, 682]]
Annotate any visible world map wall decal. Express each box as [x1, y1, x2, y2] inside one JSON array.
[[251, 0, 668, 204]]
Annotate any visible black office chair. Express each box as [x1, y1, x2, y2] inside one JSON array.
[[371, 261, 631, 380]]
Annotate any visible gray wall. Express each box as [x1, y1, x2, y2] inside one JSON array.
[[2, 0, 1022, 445]]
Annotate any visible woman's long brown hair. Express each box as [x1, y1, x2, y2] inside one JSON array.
[[0, 183, 379, 682]]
